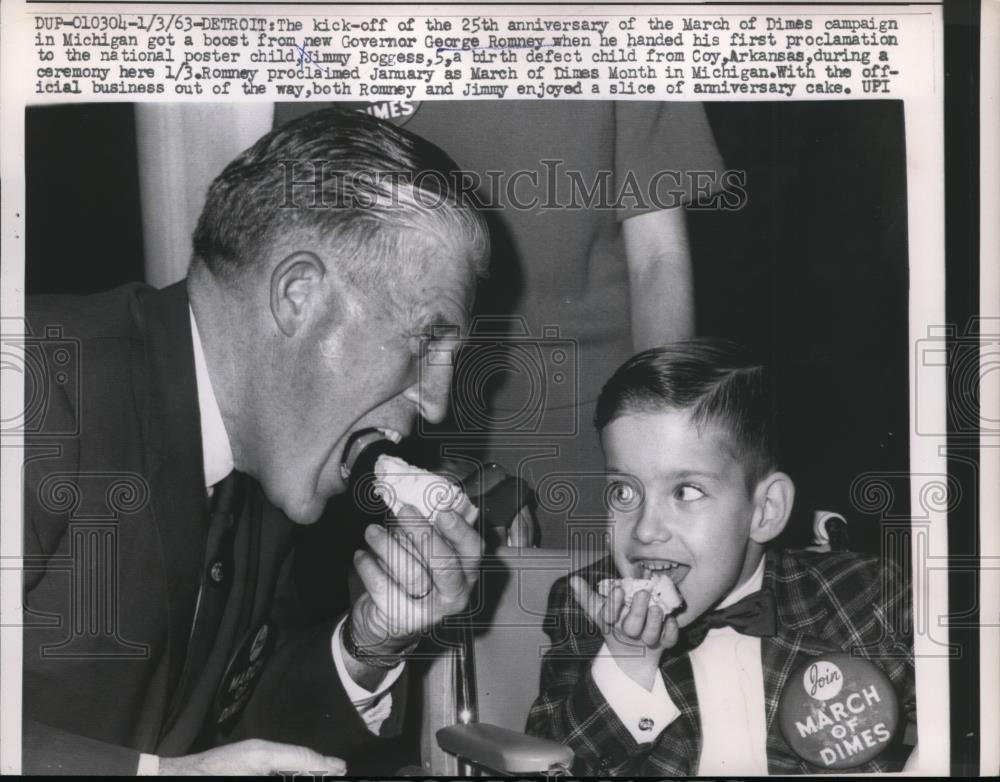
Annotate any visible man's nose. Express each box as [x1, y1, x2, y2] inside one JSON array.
[[633, 502, 672, 545], [404, 363, 452, 425]]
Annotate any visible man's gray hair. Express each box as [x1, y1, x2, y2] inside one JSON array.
[[191, 108, 490, 288]]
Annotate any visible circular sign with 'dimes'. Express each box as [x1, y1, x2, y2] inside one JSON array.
[[212, 621, 276, 734], [778, 652, 900, 769]]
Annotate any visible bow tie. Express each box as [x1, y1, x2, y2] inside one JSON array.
[[683, 589, 777, 648]]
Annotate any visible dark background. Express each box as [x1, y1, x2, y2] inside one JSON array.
[[942, 1, 981, 772], [25, 100, 911, 558], [695, 100, 910, 558], [26, 104, 145, 294]]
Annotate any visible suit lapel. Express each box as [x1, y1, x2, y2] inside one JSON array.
[[157, 481, 296, 754], [137, 282, 212, 702], [157, 476, 257, 753], [128, 282, 298, 751], [654, 650, 701, 776], [761, 549, 841, 773]]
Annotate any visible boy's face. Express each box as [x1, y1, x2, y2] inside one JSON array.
[[601, 408, 763, 628]]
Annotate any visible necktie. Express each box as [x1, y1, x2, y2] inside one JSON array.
[[210, 469, 244, 516], [189, 469, 247, 651], [683, 589, 777, 648], [160, 470, 247, 746]]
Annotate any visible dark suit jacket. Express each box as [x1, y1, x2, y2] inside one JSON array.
[[526, 548, 917, 775], [22, 282, 403, 774]]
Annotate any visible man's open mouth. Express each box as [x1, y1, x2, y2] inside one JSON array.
[[340, 427, 403, 481], [635, 559, 691, 585]]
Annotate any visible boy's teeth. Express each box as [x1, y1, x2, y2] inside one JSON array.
[[640, 561, 678, 578]]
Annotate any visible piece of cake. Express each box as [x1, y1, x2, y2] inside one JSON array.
[[373, 454, 479, 525], [597, 574, 685, 615]]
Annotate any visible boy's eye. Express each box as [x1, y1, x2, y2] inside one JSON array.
[[674, 484, 706, 502], [604, 478, 643, 513]]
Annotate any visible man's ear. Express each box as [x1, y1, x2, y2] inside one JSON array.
[[270, 251, 326, 337], [749, 471, 795, 544]]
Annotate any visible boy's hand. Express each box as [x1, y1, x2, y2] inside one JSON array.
[[570, 576, 680, 691]]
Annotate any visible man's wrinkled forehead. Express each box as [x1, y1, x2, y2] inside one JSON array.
[[374, 250, 475, 338], [405, 243, 478, 322]]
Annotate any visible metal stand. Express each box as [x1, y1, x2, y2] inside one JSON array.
[[453, 620, 479, 776]]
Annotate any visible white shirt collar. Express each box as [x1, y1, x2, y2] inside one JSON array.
[[190, 307, 235, 489], [717, 554, 766, 610]]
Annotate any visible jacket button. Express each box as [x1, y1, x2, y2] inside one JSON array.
[[209, 561, 225, 583]]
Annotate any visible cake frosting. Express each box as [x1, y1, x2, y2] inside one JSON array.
[[373, 454, 479, 525], [597, 574, 685, 615]]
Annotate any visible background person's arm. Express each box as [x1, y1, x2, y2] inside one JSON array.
[[623, 208, 695, 351]]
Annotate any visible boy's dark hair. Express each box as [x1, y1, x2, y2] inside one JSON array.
[[595, 338, 777, 490]]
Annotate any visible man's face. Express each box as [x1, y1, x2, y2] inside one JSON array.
[[254, 233, 475, 524], [601, 408, 762, 627]]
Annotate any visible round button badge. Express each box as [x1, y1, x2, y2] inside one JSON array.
[[778, 652, 899, 769], [212, 621, 276, 733]]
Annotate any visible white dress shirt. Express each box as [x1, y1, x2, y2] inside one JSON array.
[[135, 310, 403, 774], [592, 557, 769, 775], [689, 558, 768, 775]]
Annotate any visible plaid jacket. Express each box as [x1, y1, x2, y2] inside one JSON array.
[[525, 548, 916, 776]]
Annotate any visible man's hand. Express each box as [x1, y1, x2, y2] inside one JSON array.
[[157, 739, 345, 775], [345, 503, 483, 684], [570, 576, 680, 691]]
